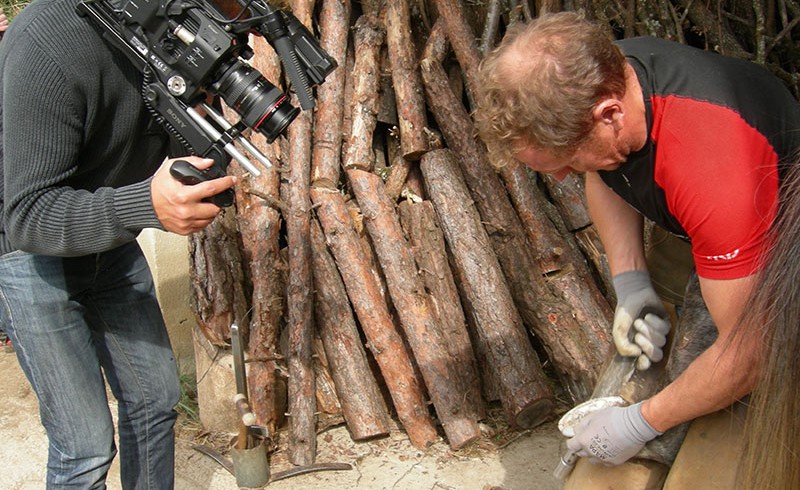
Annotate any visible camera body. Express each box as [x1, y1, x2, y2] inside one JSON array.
[[122, 0, 242, 104], [78, 0, 336, 171]]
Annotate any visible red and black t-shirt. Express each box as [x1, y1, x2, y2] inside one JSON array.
[[599, 37, 800, 280]]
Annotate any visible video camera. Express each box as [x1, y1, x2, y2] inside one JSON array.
[[77, 0, 337, 206]]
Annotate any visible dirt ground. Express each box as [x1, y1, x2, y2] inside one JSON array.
[[1, 346, 566, 490]]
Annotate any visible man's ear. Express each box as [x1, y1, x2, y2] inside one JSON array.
[[592, 98, 625, 129]]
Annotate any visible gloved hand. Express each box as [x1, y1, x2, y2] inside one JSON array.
[[612, 270, 671, 370], [566, 402, 662, 466]]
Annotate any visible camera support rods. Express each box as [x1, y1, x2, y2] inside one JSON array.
[[186, 103, 275, 176]]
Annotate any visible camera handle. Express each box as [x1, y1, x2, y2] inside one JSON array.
[[249, 1, 337, 110], [169, 160, 236, 208]]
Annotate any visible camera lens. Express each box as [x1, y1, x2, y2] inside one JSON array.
[[215, 60, 299, 143]]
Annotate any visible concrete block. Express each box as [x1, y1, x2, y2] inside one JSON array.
[[137, 229, 196, 374], [192, 325, 239, 433]]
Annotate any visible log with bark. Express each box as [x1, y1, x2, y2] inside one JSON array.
[[349, 168, 481, 449], [222, 33, 291, 439], [309, 220, 392, 440], [385, 0, 430, 160], [189, 209, 249, 347], [421, 148, 555, 429], [311, 0, 351, 188], [311, 186, 438, 448], [397, 199, 485, 422], [279, 0, 317, 466]]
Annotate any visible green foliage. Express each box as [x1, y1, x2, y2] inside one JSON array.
[[1, 0, 28, 19], [176, 372, 200, 424]]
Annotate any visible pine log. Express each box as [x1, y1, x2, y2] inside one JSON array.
[[421, 37, 609, 402], [498, 165, 570, 274], [312, 336, 342, 416], [282, 0, 316, 466], [226, 34, 287, 435], [541, 173, 592, 232], [431, 0, 482, 104], [189, 209, 249, 346], [498, 162, 615, 392], [348, 168, 481, 449], [343, 16, 384, 172], [574, 226, 615, 303], [385, 0, 430, 160], [421, 149, 554, 429], [384, 153, 413, 202], [397, 199, 485, 421], [448, 261, 502, 403], [311, 0, 351, 187], [341, 42, 356, 163], [309, 219, 391, 440], [311, 187, 438, 449]]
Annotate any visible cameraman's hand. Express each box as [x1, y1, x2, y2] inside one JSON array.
[[612, 270, 670, 370], [151, 157, 236, 235]]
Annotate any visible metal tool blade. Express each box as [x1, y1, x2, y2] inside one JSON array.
[[231, 323, 248, 399]]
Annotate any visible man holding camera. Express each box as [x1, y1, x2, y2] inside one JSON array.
[[475, 10, 800, 483], [0, 0, 236, 486]]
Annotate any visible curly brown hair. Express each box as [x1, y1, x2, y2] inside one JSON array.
[[474, 12, 627, 165]]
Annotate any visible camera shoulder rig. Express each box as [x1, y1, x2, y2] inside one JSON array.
[[76, 0, 337, 178]]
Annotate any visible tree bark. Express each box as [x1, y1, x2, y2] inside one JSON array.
[[398, 199, 485, 422], [385, 0, 430, 160], [421, 149, 554, 429], [309, 219, 392, 440], [541, 173, 592, 232], [343, 15, 384, 172], [311, 187, 438, 448], [282, 0, 316, 466], [312, 0, 351, 187], [348, 168, 481, 449], [189, 210, 248, 347], [431, 0, 482, 105]]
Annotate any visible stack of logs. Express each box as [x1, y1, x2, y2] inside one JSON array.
[[189, 0, 617, 465]]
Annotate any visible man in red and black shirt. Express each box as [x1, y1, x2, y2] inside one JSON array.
[[476, 10, 800, 475]]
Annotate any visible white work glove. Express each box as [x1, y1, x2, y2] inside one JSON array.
[[612, 271, 671, 370], [566, 402, 662, 466]]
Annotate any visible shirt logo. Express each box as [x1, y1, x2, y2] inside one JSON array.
[[705, 249, 740, 261]]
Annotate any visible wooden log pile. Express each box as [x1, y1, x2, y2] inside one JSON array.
[[189, 0, 631, 462]]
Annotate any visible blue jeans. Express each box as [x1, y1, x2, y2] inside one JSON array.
[[0, 241, 180, 489]]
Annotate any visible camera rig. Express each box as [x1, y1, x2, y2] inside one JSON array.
[[77, 0, 336, 204]]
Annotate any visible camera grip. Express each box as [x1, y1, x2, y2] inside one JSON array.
[[169, 160, 235, 208]]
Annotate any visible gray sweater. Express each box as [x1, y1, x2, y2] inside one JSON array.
[[0, 0, 170, 257]]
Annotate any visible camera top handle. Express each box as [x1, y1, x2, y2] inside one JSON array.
[[242, 0, 337, 110]]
